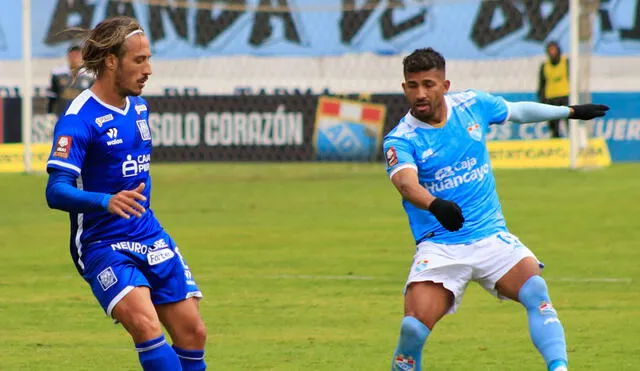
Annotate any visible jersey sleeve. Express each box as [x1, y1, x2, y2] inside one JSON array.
[[472, 89, 511, 125], [383, 136, 416, 178], [46, 115, 92, 176]]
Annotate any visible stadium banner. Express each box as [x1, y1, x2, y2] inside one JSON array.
[[2, 92, 639, 164], [487, 138, 612, 169], [3, 0, 640, 60], [144, 95, 317, 161], [313, 97, 386, 161], [0, 143, 50, 173]]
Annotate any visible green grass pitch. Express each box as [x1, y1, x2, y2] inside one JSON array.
[[1, 163, 639, 370]]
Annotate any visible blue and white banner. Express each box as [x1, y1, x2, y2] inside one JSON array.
[[2, 0, 640, 60]]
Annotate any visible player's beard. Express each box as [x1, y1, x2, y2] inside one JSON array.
[[411, 100, 436, 123], [115, 68, 141, 97]]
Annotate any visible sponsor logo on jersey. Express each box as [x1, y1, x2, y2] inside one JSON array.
[[122, 153, 151, 177], [95, 114, 114, 127], [135, 104, 147, 115], [106, 127, 124, 146], [53, 135, 72, 159], [428, 157, 490, 193]]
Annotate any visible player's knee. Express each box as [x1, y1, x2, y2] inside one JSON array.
[[190, 319, 207, 348], [123, 313, 163, 342], [404, 311, 436, 331], [177, 318, 207, 349], [518, 275, 551, 310]]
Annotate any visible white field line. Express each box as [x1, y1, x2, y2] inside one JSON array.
[[263, 274, 632, 283]]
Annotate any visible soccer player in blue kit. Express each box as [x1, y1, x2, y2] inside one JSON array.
[[385, 48, 609, 371], [45, 17, 206, 370]]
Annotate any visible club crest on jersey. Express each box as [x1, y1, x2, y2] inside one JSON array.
[[394, 355, 415, 371], [135, 104, 147, 115], [53, 135, 72, 159], [386, 147, 398, 166], [137, 119, 151, 141], [466, 122, 482, 141], [95, 114, 114, 127]]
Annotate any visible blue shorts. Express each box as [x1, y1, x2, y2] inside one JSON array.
[[80, 230, 202, 317]]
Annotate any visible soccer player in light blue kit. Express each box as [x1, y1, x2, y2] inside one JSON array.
[[385, 48, 609, 371], [45, 17, 207, 371]]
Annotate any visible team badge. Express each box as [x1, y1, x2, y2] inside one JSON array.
[[394, 355, 415, 371], [97, 267, 118, 291], [53, 135, 72, 159], [414, 259, 429, 273], [467, 122, 482, 141], [137, 119, 151, 141], [539, 301, 557, 316]]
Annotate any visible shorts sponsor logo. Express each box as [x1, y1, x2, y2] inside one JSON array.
[[148, 248, 175, 266], [97, 266, 117, 291]]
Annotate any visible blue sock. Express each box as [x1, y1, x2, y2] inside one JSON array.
[[135, 335, 182, 371], [391, 316, 430, 371], [173, 346, 206, 371], [518, 276, 568, 371]]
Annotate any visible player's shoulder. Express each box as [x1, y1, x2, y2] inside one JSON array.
[[62, 89, 95, 118], [448, 89, 503, 110], [383, 114, 421, 153]]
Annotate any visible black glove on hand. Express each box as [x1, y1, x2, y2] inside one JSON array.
[[428, 198, 464, 232], [569, 104, 609, 120]]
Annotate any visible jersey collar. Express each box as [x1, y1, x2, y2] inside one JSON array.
[[88, 90, 131, 116]]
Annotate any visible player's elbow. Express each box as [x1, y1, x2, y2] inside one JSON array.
[[45, 182, 59, 210]]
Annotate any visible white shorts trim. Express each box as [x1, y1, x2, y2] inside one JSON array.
[[186, 291, 203, 300], [106, 285, 135, 317], [405, 232, 541, 314]]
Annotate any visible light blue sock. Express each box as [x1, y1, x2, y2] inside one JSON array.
[[136, 335, 182, 371], [173, 345, 206, 371], [391, 316, 430, 371], [518, 276, 568, 371]]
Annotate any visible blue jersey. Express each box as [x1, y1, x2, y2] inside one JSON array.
[[384, 89, 511, 245], [47, 89, 160, 271]]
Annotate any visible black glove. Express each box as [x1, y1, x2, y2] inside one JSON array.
[[569, 104, 609, 120], [428, 198, 464, 232]]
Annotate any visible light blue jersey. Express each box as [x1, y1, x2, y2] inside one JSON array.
[[384, 89, 511, 245]]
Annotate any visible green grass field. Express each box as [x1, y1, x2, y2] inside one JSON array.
[[1, 163, 639, 370]]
